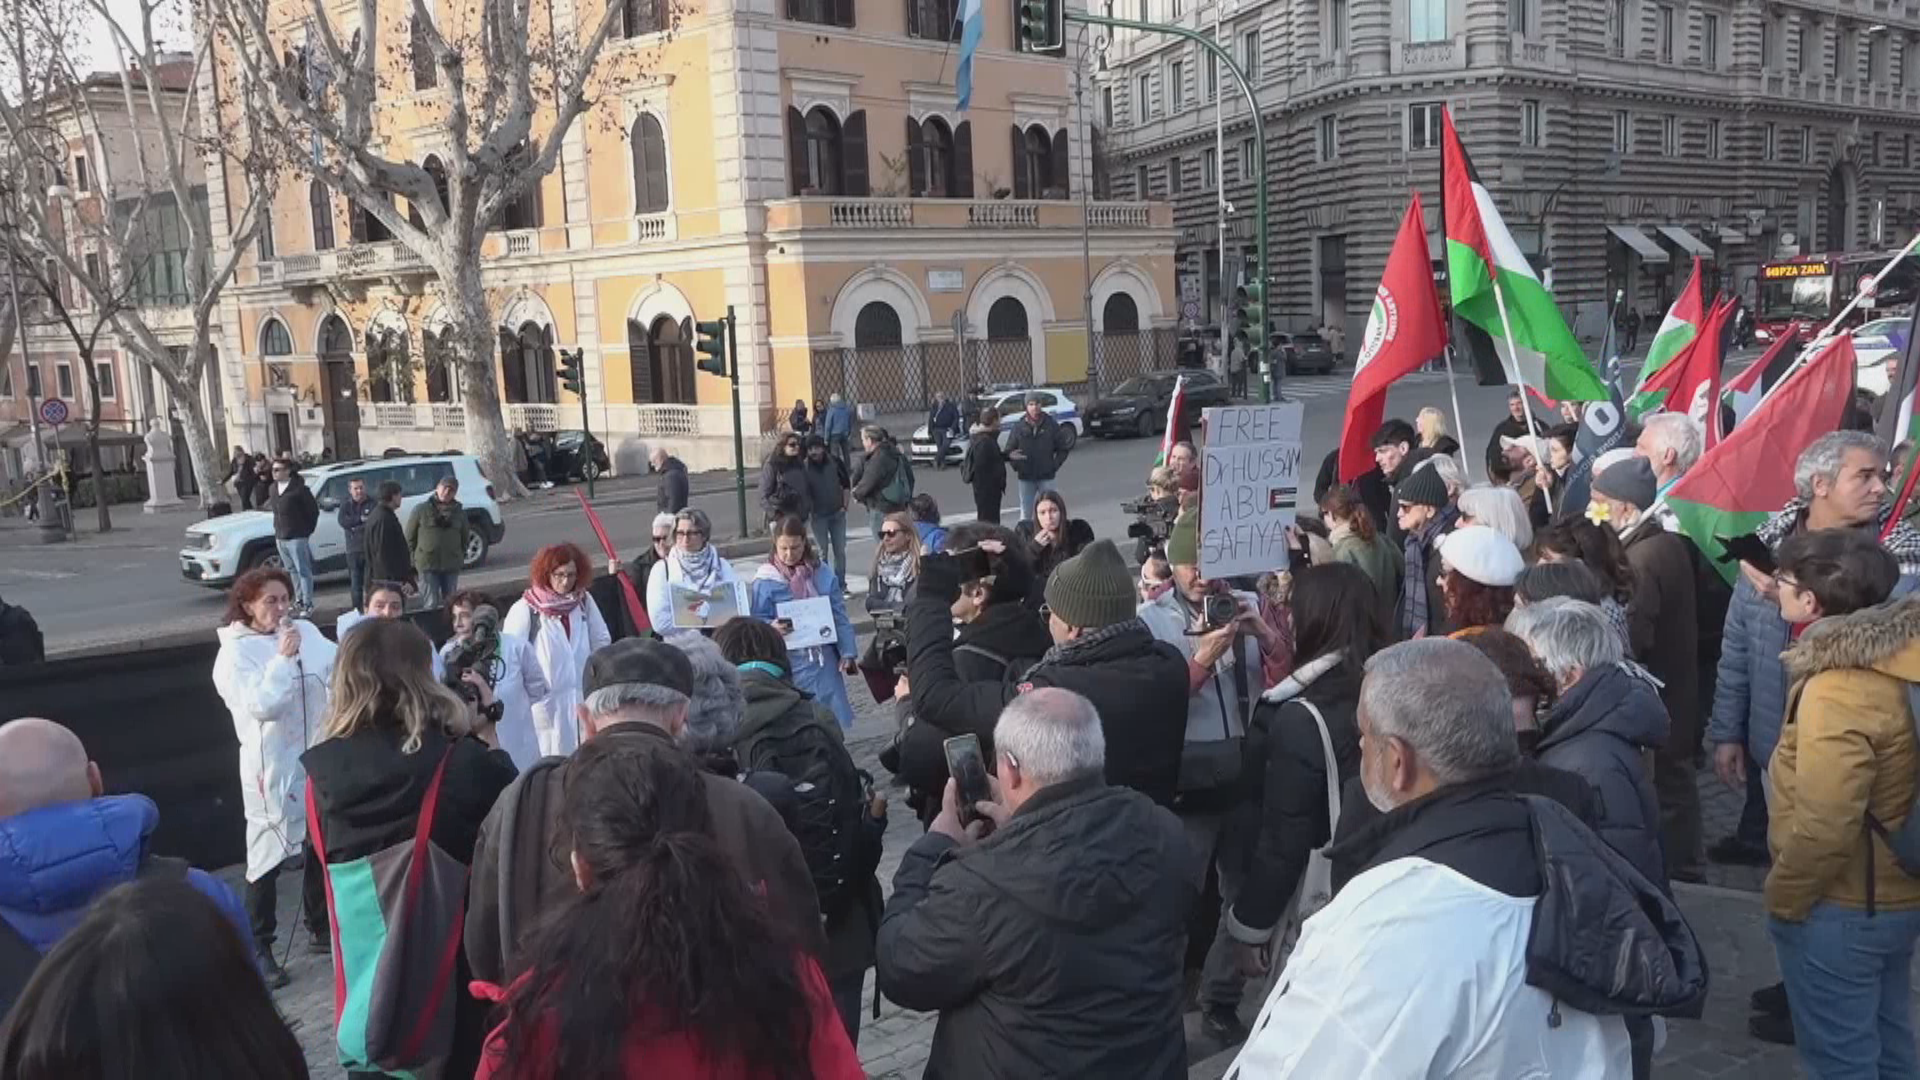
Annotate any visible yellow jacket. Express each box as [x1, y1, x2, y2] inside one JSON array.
[[1766, 595, 1920, 921]]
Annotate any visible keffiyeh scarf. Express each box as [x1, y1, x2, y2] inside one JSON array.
[[1755, 498, 1920, 577], [672, 543, 725, 592]]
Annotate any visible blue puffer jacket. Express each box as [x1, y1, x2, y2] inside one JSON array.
[[1705, 574, 1794, 768], [1534, 664, 1670, 893], [0, 794, 251, 955]]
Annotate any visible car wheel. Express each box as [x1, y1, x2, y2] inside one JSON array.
[[1059, 423, 1079, 452], [243, 545, 284, 572], [582, 460, 603, 482], [464, 528, 490, 569], [1135, 412, 1155, 438]]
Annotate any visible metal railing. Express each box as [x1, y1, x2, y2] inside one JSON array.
[[809, 338, 1037, 415], [1091, 328, 1180, 390]]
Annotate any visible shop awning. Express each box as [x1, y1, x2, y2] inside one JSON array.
[[1658, 225, 1716, 259], [1608, 225, 1669, 264], [1718, 227, 1748, 245]]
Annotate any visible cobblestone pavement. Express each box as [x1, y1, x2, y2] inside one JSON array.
[[250, 695, 1837, 1079]]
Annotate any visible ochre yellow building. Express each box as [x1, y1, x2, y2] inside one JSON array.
[[205, 0, 1177, 471]]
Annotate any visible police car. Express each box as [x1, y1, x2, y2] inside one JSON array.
[[907, 386, 1081, 465]]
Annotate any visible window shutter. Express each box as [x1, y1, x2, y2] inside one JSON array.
[[907, 118, 927, 195], [954, 121, 974, 197], [787, 106, 808, 194], [833, 0, 854, 27], [1011, 125, 1028, 198], [350, 203, 369, 243], [644, 122, 669, 210], [843, 110, 870, 196], [906, 0, 920, 36], [498, 328, 527, 403], [1052, 128, 1071, 197]]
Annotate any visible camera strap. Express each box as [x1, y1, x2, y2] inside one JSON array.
[[1229, 629, 1252, 735]]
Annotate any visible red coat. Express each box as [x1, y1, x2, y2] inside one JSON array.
[[472, 954, 863, 1080]]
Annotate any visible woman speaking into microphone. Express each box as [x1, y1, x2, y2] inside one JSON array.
[[211, 567, 336, 987]]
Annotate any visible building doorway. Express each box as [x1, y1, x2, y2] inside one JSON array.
[[319, 315, 360, 459]]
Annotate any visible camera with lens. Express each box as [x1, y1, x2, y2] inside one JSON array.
[[444, 603, 506, 705], [1123, 495, 1180, 560], [1201, 590, 1243, 633], [868, 608, 910, 673]]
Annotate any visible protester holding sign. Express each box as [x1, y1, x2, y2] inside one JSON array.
[[751, 517, 859, 729]]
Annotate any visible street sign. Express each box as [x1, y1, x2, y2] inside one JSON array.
[[1859, 274, 1879, 299], [38, 398, 69, 426], [1182, 300, 1201, 321]]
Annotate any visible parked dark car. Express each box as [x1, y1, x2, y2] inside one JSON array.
[[1272, 330, 1337, 375], [547, 430, 611, 482], [1085, 369, 1233, 439]]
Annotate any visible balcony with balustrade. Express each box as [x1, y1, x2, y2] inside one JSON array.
[[764, 196, 1169, 237]]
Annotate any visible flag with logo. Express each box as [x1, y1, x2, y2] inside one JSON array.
[[1155, 375, 1189, 468], [1442, 109, 1610, 402], [1628, 257, 1705, 412], [1338, 193, 1448, 482], [1667, 335, 1858, 583]]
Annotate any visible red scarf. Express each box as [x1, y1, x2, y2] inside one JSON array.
[[522, 584, 586, 637]]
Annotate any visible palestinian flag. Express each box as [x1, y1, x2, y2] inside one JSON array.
[[1339, 193, 1448, 482], [1628, 257, 1705, 411], [1631, 293, 1733, 431], [1154, 374, 1188, 467], [1668, 334, 1858, 583], [1721, 322, 1803, 438], [1876, 301, 1920, 523], [1442, 110, 1610, 402]]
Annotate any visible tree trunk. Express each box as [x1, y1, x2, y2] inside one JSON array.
[[449, 270, 530, 500], [172, 380, 229, 513], [88, 431, 110, 532]]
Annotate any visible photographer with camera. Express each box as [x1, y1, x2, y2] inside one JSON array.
[[906, 538, 1189, 806], [1126, 467, 1183, 565], [302, 617, 517, 1078], [884, 523, 1051, 825], [440, 591, 551, 772]]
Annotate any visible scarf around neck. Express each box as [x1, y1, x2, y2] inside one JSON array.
[[672, 543, 724, 592], [874, 548, 915, 592], [756, 558, 818, 600], [522, 584, 586, 637]]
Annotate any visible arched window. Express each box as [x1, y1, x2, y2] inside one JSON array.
[[1017, 125, 1051, 200], [424, 326, 457, 403], [260, 318, 293, 356], [854, 302, 903, 349], [365, 325, 414, 403], [631, 115, 670, 213], [638, 316, 696, 404], [309, 180, 335, 251], [786, 106, 867, 196], [492, 144, 541, 232], [913, 117, 955, 197], [319, 314, 352, 355], [986, 296, 1029, 340], [501, 321, 555, 404], [806, 108, 841, 195], [1102, 293, 1140, 333]]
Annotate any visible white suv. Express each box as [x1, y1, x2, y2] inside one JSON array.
[[179, 454, 505, 589]]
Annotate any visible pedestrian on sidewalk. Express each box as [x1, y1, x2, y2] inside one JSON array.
[[303, 618, 517, 1079], [363, 480, 415, 596], [0, 877, 307, 1078], [789, 398, 814, 436], [851, 426, 912, 539], [470, 736, 860, 1080], [209, 568, 333, 987], [1009, 395, 1071, 523], [758, 433, 811, 533], [963, 409, 1008, 524], [267, 457, 318, 615], [406, 474, 470, 609], [929, 392, 962, 469], [0, 718, 253, 1014], [505, 544, 612, 758], [801, 436, 851, 580], [1763, 530, 1914, 1075], [337, 476, 375, 613], [751, 516, 859, 728], [875, 688, 1199, 1079], [651, 447, 689, 514], [821, 393, 854, 466]]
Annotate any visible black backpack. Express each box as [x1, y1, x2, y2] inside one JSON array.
[[0, 854, 188, 1016], [0, 601, 45, 666], [736, 702, 871, 919]]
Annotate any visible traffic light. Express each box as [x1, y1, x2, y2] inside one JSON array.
[[695, 319, 729, 378], [1017, 0, 1063, 55], [557, 348, 584, 396], [1236, 281, 1266, 367]]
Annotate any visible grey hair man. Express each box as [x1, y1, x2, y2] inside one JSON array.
[[1506, 599, 1671, 888], [1233, 638, 1685, 1077], [464, 639, 823, 985], [876, 688, 1198, 1079], [652, 445, 690, 513], [1634, 412, 1704, 491]]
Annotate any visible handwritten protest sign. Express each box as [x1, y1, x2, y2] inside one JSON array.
[[1199, 402, 1305, 579]]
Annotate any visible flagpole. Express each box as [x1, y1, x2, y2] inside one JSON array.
[[1441, 346, 1474, 483], [1490, 278, 1554, 514], [1811, 233, 1920, 346]]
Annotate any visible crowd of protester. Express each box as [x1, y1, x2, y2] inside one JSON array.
[[9, 378, 1920, 1080]]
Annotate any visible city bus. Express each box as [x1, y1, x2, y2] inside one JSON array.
[[1754, 250, 1920, 342]]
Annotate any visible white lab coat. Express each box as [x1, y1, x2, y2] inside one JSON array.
[[502, 595, 610, 758], [439, 631, 550, 771], [1230, 857, 1632, 1079], [645, 552, 742, 633], [211, 619, 337, 883]]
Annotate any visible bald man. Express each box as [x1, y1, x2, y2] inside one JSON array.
[[0, 718, 254, 1006]]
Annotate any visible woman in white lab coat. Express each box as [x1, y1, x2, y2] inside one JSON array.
[[440, 589, 550, 770], [503, 544, 611, 758], [645, 508, 741, 633], [210, 567, 336, 986]]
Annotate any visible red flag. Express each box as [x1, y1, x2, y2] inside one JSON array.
[[1668, 335, 1858, 582], [1339, 193, 1448, 482], [575, 489, 650, 633], [1635, 294, 1734, 446]]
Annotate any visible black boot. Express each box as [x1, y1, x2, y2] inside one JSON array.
[[259, 948, 291, 990]]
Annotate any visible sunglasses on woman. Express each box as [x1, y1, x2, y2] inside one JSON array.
[[880, 528, 903, 538]]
